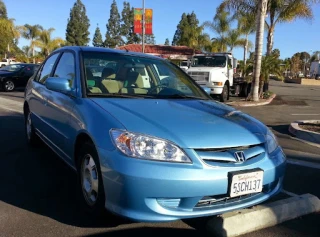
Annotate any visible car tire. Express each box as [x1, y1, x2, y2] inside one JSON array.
[[25, 109, 41, 146], [219, 84, 229, 102], [77, 141, 106, 216], [4, 80, 15, 92]]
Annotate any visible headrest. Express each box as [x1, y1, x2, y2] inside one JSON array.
[[102, 67, 115, 78], [86, 67, 94, 80]]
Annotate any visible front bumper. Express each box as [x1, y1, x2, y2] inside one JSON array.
[[97, 147, 286, 222]]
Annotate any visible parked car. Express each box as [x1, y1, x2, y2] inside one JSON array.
[[0, 58, 20, 67], [24, 46, 286, 222], [0, 63, 40, 91]]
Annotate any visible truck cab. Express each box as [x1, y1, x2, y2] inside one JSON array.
[[186, 53, 237, 102]]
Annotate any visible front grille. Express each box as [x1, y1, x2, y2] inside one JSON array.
[[195, 180, 277, 208], [195, 143, 265, 166], [188, 71, 209, 82]]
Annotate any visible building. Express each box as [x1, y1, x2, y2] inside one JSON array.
[[117, 44, 202, 61]]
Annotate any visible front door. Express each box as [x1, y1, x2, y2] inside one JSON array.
[[40, 51, 76, 160]]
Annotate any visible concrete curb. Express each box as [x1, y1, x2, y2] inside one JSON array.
[[206, 193, 320, 237], [226, 94, 276, 107], [289, 120, 320, 145]]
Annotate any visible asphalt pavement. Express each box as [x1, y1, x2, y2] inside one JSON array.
[[0, 81, 319, 237]]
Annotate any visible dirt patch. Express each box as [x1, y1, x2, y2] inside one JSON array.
[[299, 123, 320, 133]]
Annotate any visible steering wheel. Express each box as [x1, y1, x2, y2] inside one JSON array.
[[148, 85, 169, 94]]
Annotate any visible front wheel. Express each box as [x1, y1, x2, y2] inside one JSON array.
[[219, 84, 229, 102], [77, 142, 106, 216], [25, 109, 41, 146], [4, 80, 15, 92]]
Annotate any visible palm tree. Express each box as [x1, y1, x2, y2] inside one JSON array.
[[266, 0, 320, 55], [225, 29, 247, 53], [236, 12, 255, 70], [21, 24, 43, 63], [35, 28, 64, 57], [203, 9, 234, 52]]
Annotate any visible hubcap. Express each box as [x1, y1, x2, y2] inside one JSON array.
[[26, 113, 32, 140], [5, 81, 14, 91], [81, 154, 99, 206]]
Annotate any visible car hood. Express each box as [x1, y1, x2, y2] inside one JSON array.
[[91, 98, 267, 149]]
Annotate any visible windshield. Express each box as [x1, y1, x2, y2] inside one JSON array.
[[82, 52, 210, 100], [180, 61, 188, 67], [0, 64, 25, 72], [191, 56, 226, 67]]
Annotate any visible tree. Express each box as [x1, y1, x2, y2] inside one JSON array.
[[145, 34, 156, 44], [65, 0, 90, 46], [265, 0, 320, 56], [172, 12, 209, 51], [35, 28, 65, 56], [120, 2, 140, 44], [236, 12, 255, 69], [219, 0, 267, 101], [164, 38, 170, 45], [0, 0, 7, 19], [21, 24, 43, 63], [203, 9, 234, 52], [92, 24, 104, 47], [172, 13, 188, 46], [105, 0, 123, 48], [252, 0, 268, 101]]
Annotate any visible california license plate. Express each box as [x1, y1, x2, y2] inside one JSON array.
[[229, 169, 264, 197]]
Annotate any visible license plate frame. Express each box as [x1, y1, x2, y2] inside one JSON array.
[[228, 168, 264, 198]]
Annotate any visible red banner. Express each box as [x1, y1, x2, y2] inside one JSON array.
[[134, 8, 143, 34], [133, 8, 153, 35], [145, 9, 153, 35]]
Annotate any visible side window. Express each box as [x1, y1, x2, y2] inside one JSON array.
[[37, 53, 60, 84], [22, 66, 34, 77], [228, 58, 232, 69], [53, 52, 76, 87]]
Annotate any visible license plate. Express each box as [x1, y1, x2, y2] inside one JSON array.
[[229, 169, 264, 197]]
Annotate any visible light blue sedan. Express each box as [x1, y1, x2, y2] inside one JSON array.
[[24, 46, 286, 222]]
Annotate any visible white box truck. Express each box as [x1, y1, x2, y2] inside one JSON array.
[[310, 61, 320, 79], [186, 52, 241, 102]]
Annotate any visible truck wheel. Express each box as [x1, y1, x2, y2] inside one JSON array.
[[4, 80, 15, 92], [220, 84, 229, 102]]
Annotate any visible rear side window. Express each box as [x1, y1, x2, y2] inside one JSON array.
[[36, 53, 60, 84]]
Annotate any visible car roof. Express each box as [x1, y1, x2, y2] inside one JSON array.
[[11, 63, 39, 66], [53, 46, 165, 61]]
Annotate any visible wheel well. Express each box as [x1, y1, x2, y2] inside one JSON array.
[[225, 80, 230, 88], [74, 133, 94, 167]]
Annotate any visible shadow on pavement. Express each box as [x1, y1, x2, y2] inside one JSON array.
[[0, 114, 215, 235], [0, 114, 131, 228]]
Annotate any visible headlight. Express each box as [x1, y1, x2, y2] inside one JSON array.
[[266, 129, 279, 154], [110, 129, 192, 163]]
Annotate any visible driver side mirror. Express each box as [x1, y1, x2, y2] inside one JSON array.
[[45, 77, 72, 94]]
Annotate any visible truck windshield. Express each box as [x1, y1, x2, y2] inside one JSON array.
[[191, 56, 226, 67]]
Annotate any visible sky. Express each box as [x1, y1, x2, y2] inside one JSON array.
[[4, 0, 320, 60]]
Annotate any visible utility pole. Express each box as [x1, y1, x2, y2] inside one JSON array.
[[142, 0, 145, 53]]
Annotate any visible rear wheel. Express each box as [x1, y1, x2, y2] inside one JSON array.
[[4, 80, 15, 92], [219, 84, 229, 102], [77, 142, 105, 216]]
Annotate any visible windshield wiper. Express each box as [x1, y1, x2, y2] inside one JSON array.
[[161, 94, 209, 100], [87, 93, 157, 98]]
